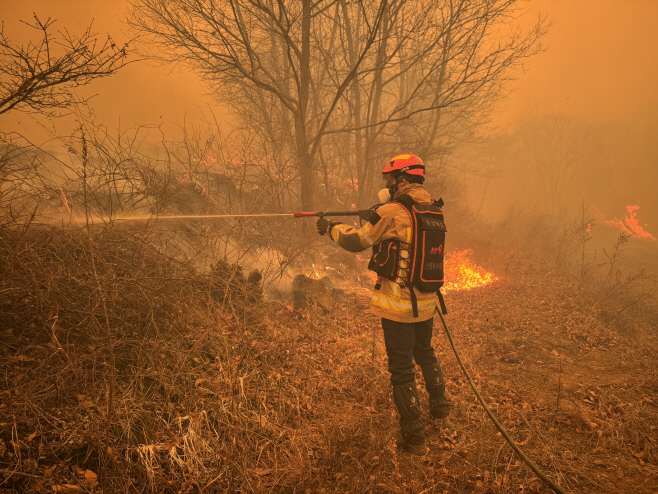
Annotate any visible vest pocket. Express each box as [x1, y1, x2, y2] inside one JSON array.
[[368, 239, 400, 281]]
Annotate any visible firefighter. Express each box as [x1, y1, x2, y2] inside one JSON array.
[[317, 154, 451, 456]]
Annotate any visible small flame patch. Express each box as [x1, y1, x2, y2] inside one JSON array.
[[443, 249, 496, 292], [305, 263, 324, 280], [602, 205, 655, 240], [356, 250, 495, 290]]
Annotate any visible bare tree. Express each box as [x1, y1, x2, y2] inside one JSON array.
[[0, 14, 129, 116], [129, 0, 388, 210], [129, 0, 544, 210], [518, 112, 589, 213], [453, 133, 518, 218], [226, 0, 545, 207], [327, 0, 546, 205]]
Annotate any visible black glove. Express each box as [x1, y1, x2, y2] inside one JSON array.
[[317, 217, 330, 236]]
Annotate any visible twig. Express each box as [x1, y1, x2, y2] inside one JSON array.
[[604, 301, 637, 331], [555, 359, 562, 422], [0, 469, 43, 479], [80, 125, 116, 456]]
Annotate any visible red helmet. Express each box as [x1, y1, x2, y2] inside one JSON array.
[[381, 154, 425, 179]]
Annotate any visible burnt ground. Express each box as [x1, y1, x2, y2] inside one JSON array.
[[1, 256, 657, 493]]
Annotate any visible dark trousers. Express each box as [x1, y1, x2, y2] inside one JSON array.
[[382, 317, 438, 385]]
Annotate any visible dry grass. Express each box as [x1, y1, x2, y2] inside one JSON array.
[[2, 218, 657, 493], [1, 133, 657, 493]]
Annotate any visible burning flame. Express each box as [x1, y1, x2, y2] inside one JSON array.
[[603, 205, 655, 240], [305, 263, 324, 280], [356, 249, 496, 291], [443, 249, 496, 292]]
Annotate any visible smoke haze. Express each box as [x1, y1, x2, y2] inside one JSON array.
[[1, 0, 656, 227]]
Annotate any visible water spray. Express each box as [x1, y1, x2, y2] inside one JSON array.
[[113, 213, 295, 221], [110, 209, 376, 222]]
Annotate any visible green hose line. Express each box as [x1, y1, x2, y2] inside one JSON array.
[[437, 309, 567, 494]]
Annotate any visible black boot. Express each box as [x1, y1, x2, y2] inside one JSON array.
[[392, 382, 426, 455], [421, 363, 451, 420]]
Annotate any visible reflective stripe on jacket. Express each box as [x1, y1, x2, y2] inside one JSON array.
[[329, 184, 438, 322]]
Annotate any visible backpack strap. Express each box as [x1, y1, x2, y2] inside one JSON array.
[[396, 194, 418, 317], [408, 285, 419, 318], [409, 287, 447, 318], [393, 194, 414, 210]]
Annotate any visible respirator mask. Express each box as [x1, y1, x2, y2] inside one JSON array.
[[379, 173, 405, 204], [377, 188, 392, 204]]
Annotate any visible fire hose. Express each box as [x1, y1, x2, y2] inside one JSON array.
[[436, 308, 567, 494], [114, 209, 567, 492], [293, 209, 375, 221]]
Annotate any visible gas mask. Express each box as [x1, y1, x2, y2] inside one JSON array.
[[378, 188, 391, 204]]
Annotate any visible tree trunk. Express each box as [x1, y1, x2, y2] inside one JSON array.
[[341, 0, 364, 201], [298, 0, 314, 210], [360, 5, 389, 206], [423, 17, 453, 158]]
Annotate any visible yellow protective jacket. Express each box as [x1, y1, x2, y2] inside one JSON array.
[[329, 183, 439, 322]]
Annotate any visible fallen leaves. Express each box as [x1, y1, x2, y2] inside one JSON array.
[[443, 429, 458, 445], [106, 446, 119, 461], [494, 473, 509, 487], [0, 255, 655, 494], [516, 436, 530, 446], [576, 404, 605, 429], [630, 450, 646, 466], [73, 393, 94, 409], [83, 470, 98, 488], [52, 484, 82, 493], [155, 428, 180, 451], [72, 466, 99, 488]]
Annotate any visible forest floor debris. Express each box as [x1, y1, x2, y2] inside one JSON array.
[[1, 251, 657, 493]]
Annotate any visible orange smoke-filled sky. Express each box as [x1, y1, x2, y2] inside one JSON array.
[[1, 0, 657, 139], [0, 0, 205, 138], [496, 0, 658, 129]]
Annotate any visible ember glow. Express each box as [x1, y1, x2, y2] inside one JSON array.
[[603, 205, 656, 240], [443, 249, 496, 292], [306, 263, 324, 280]]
